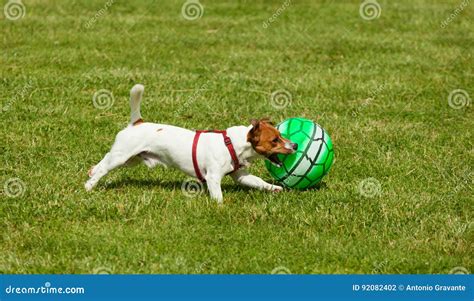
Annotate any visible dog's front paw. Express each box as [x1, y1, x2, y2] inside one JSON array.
[[84, 181, 94, 191], [270, 185, 284, 192]]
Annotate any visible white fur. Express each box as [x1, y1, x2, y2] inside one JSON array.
[[85, 84, 283, 203], [129, 84, 144, 125]]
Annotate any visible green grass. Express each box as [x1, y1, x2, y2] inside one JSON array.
[[1, 0, 472, 274]]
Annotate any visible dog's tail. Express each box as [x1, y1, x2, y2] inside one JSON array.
[[129, 84, 144, 125]]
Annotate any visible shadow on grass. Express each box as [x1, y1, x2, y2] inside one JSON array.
[[309, 181, 328, 191], [104, 178, 328, 192], [104, 178, 253, 192]]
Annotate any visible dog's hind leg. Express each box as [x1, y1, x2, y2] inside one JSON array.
[[85, 150, 132, 191]]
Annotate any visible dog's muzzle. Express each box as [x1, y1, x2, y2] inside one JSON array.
[[285, 141, 298, 152]]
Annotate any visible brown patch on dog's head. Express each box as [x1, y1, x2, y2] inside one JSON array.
[[247, 118, 297, 167]]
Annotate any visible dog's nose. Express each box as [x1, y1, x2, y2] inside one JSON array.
[[291, 143, 298, 151]]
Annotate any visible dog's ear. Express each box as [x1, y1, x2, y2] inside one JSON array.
[[248, 119, 261, 143], [250, 118, 259, 128], [250, 118, 274, 127], [259, 117, 274, 126]]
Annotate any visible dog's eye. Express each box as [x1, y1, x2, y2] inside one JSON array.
[[272, 137, 279, 143]]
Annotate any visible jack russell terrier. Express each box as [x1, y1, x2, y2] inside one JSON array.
[[85, 84, 298, 203]]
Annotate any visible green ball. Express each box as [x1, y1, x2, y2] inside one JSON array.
[[265, 117, 334, 190]]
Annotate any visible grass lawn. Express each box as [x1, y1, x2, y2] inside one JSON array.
[[1, 0, 472, 274]]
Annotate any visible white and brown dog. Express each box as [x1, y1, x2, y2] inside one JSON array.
[[85, 84, 297, 203]]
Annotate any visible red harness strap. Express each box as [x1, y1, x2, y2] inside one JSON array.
[[192, 130, 241, 182]]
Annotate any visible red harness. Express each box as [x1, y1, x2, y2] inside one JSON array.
[[192, 130, 241, 182]]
